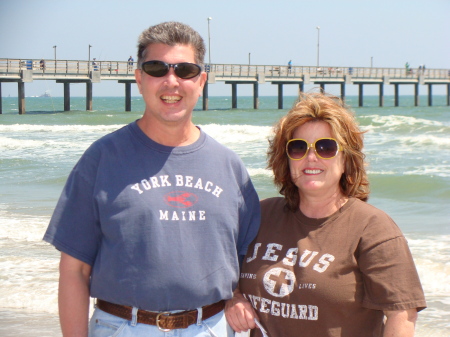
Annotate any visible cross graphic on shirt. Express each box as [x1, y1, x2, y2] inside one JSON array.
[[269, 270, 291, 294]]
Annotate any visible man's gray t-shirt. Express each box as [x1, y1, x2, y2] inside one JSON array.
[[44, 121, 260, 311]]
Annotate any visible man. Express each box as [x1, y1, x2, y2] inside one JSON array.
[[92, 57, 98, 71], [128, 55, 134, 72], [44, 21, 260, 337]]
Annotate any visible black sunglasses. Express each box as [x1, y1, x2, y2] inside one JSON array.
[[141, 60, 202, 79], [286, 138, 341, 160]]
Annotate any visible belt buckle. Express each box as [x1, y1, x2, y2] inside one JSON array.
[[156, 311, 172, 332]]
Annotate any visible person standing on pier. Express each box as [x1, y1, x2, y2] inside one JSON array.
[[92, 57, 98, 71], [128, 55, 134, 71], [44, 21, 260, 337], [39, 59, 46, 71]]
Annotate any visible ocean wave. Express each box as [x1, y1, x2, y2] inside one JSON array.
[[403, 166, 450, 178], [0, 243, 60, 315], [401, 134, 450, 148], [369, 166, 450, 178], [0, 209, 50, 243], [247, 167, 273, 178], [0, 123, 124, 133], [200, 124, 273, 144], [408, 235, 450, 296], [365, 133, 450, 150], [0, 136, 89, 151], [364, 114, 444, 128]]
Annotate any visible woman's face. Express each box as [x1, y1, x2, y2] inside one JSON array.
[[288, 121, 345, 199]]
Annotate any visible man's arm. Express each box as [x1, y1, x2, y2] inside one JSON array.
[[383, 309, 418, 337], [58, 252, 92, 337]]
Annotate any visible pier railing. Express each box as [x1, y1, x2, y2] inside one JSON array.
[[0, 58, 135, 79], [208, 64, 449, 80], [1, 58, 449, 81]]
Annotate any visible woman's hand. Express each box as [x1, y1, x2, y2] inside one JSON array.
[[383, 309, 418, 337], [225, 288, 258, 332]]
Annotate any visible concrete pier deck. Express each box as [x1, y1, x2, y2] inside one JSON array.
[[1, 58, 449, 114]]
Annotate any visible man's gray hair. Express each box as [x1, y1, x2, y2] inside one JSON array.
[[137, 21, 206, 69]]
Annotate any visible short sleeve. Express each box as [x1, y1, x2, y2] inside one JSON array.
[[43, 145, 102, 265], [358, 223, 426, 312], [237, 173, 261, 256]]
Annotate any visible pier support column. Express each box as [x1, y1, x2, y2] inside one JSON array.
[[202, 82, 209, 111], [340, 83, 345, 101], [358, 84, 363, 107], [394, 84, 399, 107], [320, 83, 325, 92], [428, 84, 432, 106], [278, 84, 283, 109], [299, 83, 304, 94], [125, 82, 131, 111], [0, 83, 2, 114], [18, 81, 25, 114], [414, 83, 419, 107], [447, 84, 450, 106], [64, 82, 70, 111], [253, 83, 259, 109], [379, 83, 384, 107], [231, 83, 237, 109], [86, 82, 93, 111]]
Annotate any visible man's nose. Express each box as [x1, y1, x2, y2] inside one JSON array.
[[164, 69, 180, 85]]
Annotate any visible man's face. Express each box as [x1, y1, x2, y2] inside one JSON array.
[[135, 43, 206, 127]]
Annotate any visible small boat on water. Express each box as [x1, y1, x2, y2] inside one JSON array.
[[39, 90, 51, 97]]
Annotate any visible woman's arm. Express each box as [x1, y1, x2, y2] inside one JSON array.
[[383, 309, 418, 337], [225, 288, 258, 332], [58, 252, 92, 337]]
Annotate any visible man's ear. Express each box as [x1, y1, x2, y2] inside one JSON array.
[[135, 69, 143, 94], [198, 72, 207, 96]]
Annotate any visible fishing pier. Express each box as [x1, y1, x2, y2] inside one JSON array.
[[0, 58, 449, 114]]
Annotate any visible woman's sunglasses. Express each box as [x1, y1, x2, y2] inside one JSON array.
[[286, 138, 341, 160], [141, 60, 202, 79]]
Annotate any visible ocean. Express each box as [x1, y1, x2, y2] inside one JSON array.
[[0, 95, 449, 336]]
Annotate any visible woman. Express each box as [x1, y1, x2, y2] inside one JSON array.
[[226, 93, 426, 337]]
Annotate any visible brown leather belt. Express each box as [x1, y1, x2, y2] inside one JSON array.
[[96, 299, 225, 331]]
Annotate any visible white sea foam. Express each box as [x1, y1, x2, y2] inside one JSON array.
[[365, 114, 444, 129], [0, 248, 59, 314], [408, 235, 450, 297], [365, 132, 450, 149], [399, 134, 450, 148], [0, 136, 90, 152], [0, 209, 50, 243], [0, 123, 124, 134], [200, 124, 272, 145], [404, 165, 450, 178], [247, 167, 273, 178]]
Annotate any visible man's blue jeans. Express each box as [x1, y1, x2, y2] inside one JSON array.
[[89, 307, 234, 337]]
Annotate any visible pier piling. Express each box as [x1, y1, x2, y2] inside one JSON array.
[[18, 82, 25, 114], [278, 84, 283, 109], [86, 82, 92, 111], [253, 83, 259, 109], [379, 84, 384, 107], [64, 83, 70, 111]]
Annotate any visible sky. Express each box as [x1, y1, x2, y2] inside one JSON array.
[[1, 0, 449, 97]]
